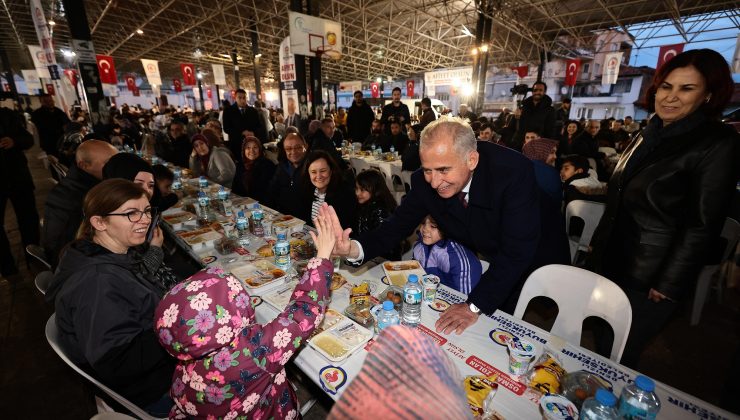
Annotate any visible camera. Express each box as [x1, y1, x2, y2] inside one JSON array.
[[510, 84, 529, 95]]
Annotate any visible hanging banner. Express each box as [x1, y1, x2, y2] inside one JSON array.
[[424, 67, 473, 88], [339, 80, 362, 92], [102, 83, 118, 97], [45, 83, 55, 95], [29, 0, 56, 72], [64, 69, 78, 86], [141, 59, 162, 86], [125, 74, 137, 91], [511, 66, 529, 78], [212, 64, 226, 85], [22, 70, 42, 90], [96, 55, 118, 84], [656, 43, 684, 70], [28, 45, 51, 78], [733, 34, 740, 74], [173, 78, 182, 92], [207, 88, 212, 99], [279, 37, 297, 83], [181, 63, 196, 86], [370, 82, 379, 98], [406, 80, 414, 98], [132, 87, 140, 97], [564, 59, 580, 86], [602, 52, 623, 85]]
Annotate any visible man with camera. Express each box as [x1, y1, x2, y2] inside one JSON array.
[[512, 81, 556, 151]]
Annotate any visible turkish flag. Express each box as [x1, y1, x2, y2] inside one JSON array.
[[132, 87, 140, 97], [207, 88, 212, 99], [181, 63, 196, 86], [656, 43, 684, 70], [64, 69, 78, 86], [370, 82, 379, 98], [406, 80, 414, 97], [46, 83, 55, 95], [125, 74, 137, 91], [96, 55, 118, 84], [173, 78, 182, 92], [512, 66, 528, 78], [564, 59, 580, 86]]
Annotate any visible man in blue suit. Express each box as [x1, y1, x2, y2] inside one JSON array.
[[322, 117, 566, 334]]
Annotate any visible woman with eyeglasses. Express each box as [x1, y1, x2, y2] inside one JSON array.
[[47, 179, 175, 416]]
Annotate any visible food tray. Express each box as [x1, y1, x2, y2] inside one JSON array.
[[229, 260, 289, 294], [344, 303, 374, 329], [273, 216, 306, 234], [381, 260, 426, 287], [176, 226, 222, 248], [262, 280, 298, 311], [376, 285, 403, 312], [308, 319, 373, 363], [162, 210, 197, 230]]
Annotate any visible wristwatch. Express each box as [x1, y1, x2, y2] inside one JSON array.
[[468, 302, 481, 314]]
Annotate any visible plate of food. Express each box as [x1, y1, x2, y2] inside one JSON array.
[[381, 260, 426, 287], [309, 319, 373, 363], [331, 273, 347, 290], [176, 227, 222, 247]]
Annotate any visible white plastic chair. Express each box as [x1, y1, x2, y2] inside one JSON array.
[[34, 271, 54, 295], [400, 170, 413, 193], [350, 157, 371, 174], [45, 314, 160, 420], [691, 217, 740, 326], [26, 244, 52, 270], [513, 264, 632, 362], [565, 200, 606, 264]]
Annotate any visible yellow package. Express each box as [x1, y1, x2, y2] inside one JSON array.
[[349, 282, 370, 306], [528, 352, 566, 395], [464, 374, 498, 417]]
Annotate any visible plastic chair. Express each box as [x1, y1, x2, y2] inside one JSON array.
[[34, 271, 54, 295], [26, 244, 52, 270], [513, 264, 632, 362], [45, 314, 159, 420], [565, 200, 606, 264], [400, 170, 413, 193], [691, 217, 740, 326], [350, 157, 371, 174]]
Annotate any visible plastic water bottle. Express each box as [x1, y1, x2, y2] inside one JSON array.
[[402, 274, 422, 327], [377, 300, 400, 331], [273, 232, 291, 270], [618, 376, 661, 420], [580, 389, 619, 420], [171, 176, 182, 191], [217, 186, 229, 201], [236, 211, 250, 248], [251, 208, 265, 237], [198, 176, 208, 190]]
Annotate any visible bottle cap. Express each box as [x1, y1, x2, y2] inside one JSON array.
[[634, 375, 655, 392], [595, 388, 617, 406], [198, 191, 205, 197], [277, 233, 287, 240], [382, 300, 394, 310], [238, 211, 245, 217], [408, 274, 418, 283]]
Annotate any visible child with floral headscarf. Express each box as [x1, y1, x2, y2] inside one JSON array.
[[155, 215, 336, 419]]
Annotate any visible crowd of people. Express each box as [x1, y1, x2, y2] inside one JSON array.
[[0, 48, 737, 418]]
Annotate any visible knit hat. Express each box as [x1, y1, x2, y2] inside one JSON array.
[[327, 326, 473, 420], [522, 137, 558, 163], [102, 152, 153, 181]]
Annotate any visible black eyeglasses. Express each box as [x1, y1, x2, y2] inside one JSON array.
[[105, 207, 155, 222]]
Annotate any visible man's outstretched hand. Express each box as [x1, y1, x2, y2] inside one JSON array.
[[318, 203, 357, 258]]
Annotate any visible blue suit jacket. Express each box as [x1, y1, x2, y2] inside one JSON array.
[[359, 142, 544, 314]]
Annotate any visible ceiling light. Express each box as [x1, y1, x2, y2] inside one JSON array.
[[193, 48, 203, 59], [254, 53, 262, 59], [471, 47, 478, 56], [376, 77, 382, 83], [461, 25, 473, 37], [48, 19, 56, 26], [60, 49, 76, 57], [480, 44, 489, 53], [197, 72, 203, 80], [136, 29, 144, 35]]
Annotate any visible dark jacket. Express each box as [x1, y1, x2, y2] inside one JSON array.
[[48, 240, 175, 407], [0, 108, 35, 193], [222, 104, 268, 160], [362, 133, 384, 151], [401, 140, 421, 172], [354, 200, 400, 261], [358, 142, 566, 314], [346, 101, 375, 143], [265, 161, 304, 216], [231, 156, 277, 203], [155, 132, 191, 168], [531, 160, 562, 206], [42, 165, 99, 268], [569, 131, 601, 159], [309, 132, 349, 170], [380, 102, 411, 133], [300, 176, 357, 230], [384, 133, 410, 154], [418, 108, 437, 131], [514, 95, 556, 149], [589, 113, 740, 300], [31, 105, 69, 156]]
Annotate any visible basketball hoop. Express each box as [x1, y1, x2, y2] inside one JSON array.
[[315, 46, 342, 61]]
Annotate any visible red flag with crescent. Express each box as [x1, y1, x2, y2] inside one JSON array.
[[45, 83, 55, 95], [370, 82, 379, 98], [96, 55, 118, 84], [132, 87, 140, 96], [564, 59, 580, 86], [181, 63, 196, 86], [406, 80, 414, 97], [173, 78, 182, 92], [207, 88, 212, 99], [125, 74, 137, 91], [512, 66, 529, 78], [64, 69, 78, 86], [656, 43, 684, 70]]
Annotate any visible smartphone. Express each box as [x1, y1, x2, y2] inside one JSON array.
[[146, 211, 162, 243]]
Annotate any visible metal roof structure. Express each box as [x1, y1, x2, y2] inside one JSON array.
[[1, 0, 738, 89]]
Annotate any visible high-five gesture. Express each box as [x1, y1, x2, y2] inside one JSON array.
[[310, 213, 337, 260], [318, 203, 359, 258]]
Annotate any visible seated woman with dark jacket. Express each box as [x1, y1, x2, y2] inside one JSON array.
[[46, 179, 175, 415], [231, 135, 276, 202], [300, 150, 356, 229]]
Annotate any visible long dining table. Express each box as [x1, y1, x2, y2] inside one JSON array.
[[160, 175, 734, 420]]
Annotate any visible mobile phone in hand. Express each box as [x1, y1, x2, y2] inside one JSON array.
[[146, 211, 162, 243]]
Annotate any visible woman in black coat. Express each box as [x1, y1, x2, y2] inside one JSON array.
[[231, 135, 276, 202], [299, 150, 356, 229], [588, 49, 739, 368]]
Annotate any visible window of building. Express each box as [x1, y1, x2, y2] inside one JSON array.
[[582, 63, 590, 74], [612, 78, 632, 94], [586, 108, 593, 119], [611, 43, 619, 51], [594, 63, 601, 74]]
